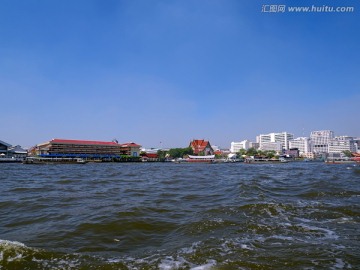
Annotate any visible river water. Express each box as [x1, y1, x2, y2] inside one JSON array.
[[1, 162, 359, 269]]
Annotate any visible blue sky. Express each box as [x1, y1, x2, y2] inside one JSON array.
[[1, 0, 359, 148]]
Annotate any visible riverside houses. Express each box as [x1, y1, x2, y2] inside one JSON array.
[[31, 139, 141, 160], [0, 140, 11, 156]]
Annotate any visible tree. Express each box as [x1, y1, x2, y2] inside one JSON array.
[[157, 150, 167, 159], [342, 150, 352, 157], [265, 150, 276, 159], [246, 148, 258, 156], [168, 147, 193, 158], [238, 149, 247, 157]]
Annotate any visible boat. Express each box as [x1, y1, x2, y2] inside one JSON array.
[[325, 159, 356, 164], [244, 158, 289, 164], [172, 158, 188, 163], [23, 157, 87, 164], [186, 155, 215, 163]]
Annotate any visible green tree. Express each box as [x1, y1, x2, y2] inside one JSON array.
[[238, 149, 247, 157], [342, 150, 352, 157], [157, 150, 168, 159], [246, 148, 258, 156], [265, 150, 276, 159], [168, 147, 193, 158]]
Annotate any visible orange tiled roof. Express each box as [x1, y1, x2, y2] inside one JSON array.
[[190, 139, 210, 152]]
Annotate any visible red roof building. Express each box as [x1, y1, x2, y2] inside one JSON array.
[[189, 139, 214, 155], [34, 139, 141, 157]]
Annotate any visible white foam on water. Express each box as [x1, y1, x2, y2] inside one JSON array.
[[190, 260, 217, 270], [220, 237, 257, 254], [240, 244, 252, 250], [0, 239, 28, 263], [331, 258, 347, 269], [269, 235, 294, 241], [158, 255, 217, 270], [179, 241, 202, 254], [335, 217, 354, 224], [0, 239, 26, 248], [298, 223, 339, 240], [158, 256, 189, 270]]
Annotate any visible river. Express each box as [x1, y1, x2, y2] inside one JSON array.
[[1, 162, 359, 269]]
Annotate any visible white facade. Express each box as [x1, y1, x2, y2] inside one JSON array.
[[310, 130, 334, 153], [354, 138, 360, 153], [328, 136, 356, 154], [289, 137, 311, 154], [230, 140, 250, 153], [258, 132, 294, 151], [259, 142, 283, 152]]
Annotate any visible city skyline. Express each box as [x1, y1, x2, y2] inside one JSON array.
[[2, 128, 359, 151], [1, 1, 359, 149]]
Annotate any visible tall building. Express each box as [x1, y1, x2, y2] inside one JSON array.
[[257, 132, 294, 151], [230, 140, 250, 153], [328, 136, 357, 154], [355, 138, 360, 153], [289, 137, 311, 155], [310, 130, 334, 153]]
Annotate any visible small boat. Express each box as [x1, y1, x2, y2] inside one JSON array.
[[172, 158, 188, 163], [186, 155, 215, 163], [23, 157, 87, 164]]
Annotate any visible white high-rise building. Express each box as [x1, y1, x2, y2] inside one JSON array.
[[310, 130, 334, 153], [289, 137, 311, 155], [230, 140, 250, 153], [355, 138, 360, 153], [328, 136, 356, 153], [258, 132, 294, 151]]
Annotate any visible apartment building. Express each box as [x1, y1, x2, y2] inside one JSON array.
[[289, 137, 311, 155], [310, 130, 334, 153], [257, 132, 294, 151], [328, 136, 357, 154], [230, 140, 250, 153]]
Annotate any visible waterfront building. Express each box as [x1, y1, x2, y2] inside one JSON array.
[[354, 138, 360, 153], [259, 141, 283, 152], [284, 148, 300, 158], [328, 136, 357, 154], [0, 140, 27, 161], [257, 132, 294, 151], [32, 138, 141, 158], [189, 139, 214, 155], [8, 145, 28, 159], [0, 140, 11, 156], [289, 137, 311, 155], [119, 142, 142, 157], [302, 152, 315, 159], [230, 140, 250, 153], [310, 130, 334, 153], [249, 142, 260, 149]]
